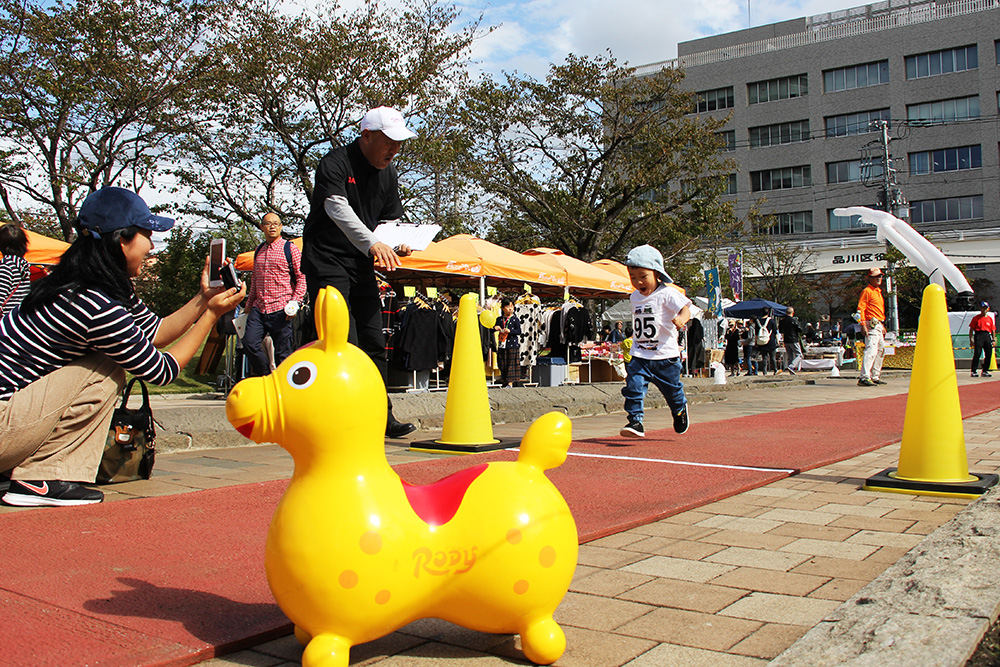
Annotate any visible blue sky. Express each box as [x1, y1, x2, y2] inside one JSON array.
[[448, 0, 872, 79]]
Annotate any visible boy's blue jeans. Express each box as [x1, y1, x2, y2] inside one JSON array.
[[622, 356, 687, 423]]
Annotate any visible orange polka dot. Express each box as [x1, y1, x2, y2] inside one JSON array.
[[375, 589, 391, 605], [539, 546, 556, 568], [513, 580, 529, 595], [360, 531, 382, 555], [506, 529, 522, 544], [339, 570, 358, 589]]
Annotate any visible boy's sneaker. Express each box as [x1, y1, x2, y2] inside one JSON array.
[[983, 371, 993, 377], [971, 371, 979, 377], [673, 407, 689, 435], [2, 480, 104, 507], [620, 419, 645, 438]]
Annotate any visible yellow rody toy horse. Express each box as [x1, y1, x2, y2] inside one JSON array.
[[226, 287, 578, 667]]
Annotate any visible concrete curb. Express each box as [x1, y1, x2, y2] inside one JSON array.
[[769, 483, 1000, 667], [150, 375, 816, 453]]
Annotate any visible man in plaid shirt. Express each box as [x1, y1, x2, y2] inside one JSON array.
[[244, 213, 306, 376]]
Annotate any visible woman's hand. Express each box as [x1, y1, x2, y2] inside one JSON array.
[[208, 282, 247, 317]]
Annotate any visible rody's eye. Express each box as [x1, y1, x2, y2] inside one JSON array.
[[286, 361, 317, 389]]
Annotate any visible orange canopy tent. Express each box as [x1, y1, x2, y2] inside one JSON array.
[[0, 225, 71, 266], [234, 237, 486, 284], [523, 248, 631, 298], [432, 235, 568, 292], [592, 259, 632, 288]]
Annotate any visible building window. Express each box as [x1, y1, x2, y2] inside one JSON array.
[[749, 120, 810, 148], [750, 166, 812, 192], [823, 60, 889, 92], [828, 210, 867, 231], [747, 75, 808, 104], [726, 174, 737, 195], [827, 159, 884, 184], [695, 87, 735, 113], [995, 40, 999, 64], [909, 195, 983, 223], [717, 130, 736, 152], [761, 211, 813, 235], [905, 45, 978, 79], [909, 145, 982, 175], [825, 109, 890, 138], [907, 96, 980, 125]]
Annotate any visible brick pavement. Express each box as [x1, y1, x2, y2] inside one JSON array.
[[5, 371, 997, 666]]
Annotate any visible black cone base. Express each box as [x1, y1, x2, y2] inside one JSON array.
[[408, 437, 521, 455], [864, 467, 999, 497]]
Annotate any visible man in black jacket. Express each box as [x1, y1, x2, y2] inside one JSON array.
[[302, 106, 418, 439], [779, 306, 804, 374]]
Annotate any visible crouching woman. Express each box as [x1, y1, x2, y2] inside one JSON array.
[[0, 187, 245, 507]]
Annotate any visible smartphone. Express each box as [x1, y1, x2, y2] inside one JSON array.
[[209, 238, 225, 288], [221, 262, 241, 290]]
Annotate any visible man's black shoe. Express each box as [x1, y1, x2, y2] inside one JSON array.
[[858, 378, 876, 386], [673, 407, 689, 435], [386, 420, 417, 439], [2, 480, 104, 507]]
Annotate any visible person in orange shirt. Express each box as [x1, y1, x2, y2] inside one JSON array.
[[857, 267, 886, 387]]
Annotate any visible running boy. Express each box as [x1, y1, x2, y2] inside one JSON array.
[[620, 244, 692, 438]]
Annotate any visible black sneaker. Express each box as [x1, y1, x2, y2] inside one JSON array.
[[386, 420, 417, 439], [874, 379, 888, 385], [971, 371, 979, 377], [858, 378, 876, 386], [673, 407, 689, 435], [620, 419, 644, 438], [983, 371, 993, 377], [2, 480, 104, 507]]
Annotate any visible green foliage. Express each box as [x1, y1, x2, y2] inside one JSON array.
[[169, 0, 480, 233], [460, 53, 734, 263], [741, 209, 818, 306], [0, 0, 227, 238]]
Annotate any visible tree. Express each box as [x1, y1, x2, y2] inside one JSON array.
[[0, 0, 226, 238], [742, 210, 818, 306], [169, 0, 481, 234], [804, 272, 857, 322], [460, 53, 733, 262]]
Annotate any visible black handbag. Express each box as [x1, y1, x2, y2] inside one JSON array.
[[97, 378, 156, 484]]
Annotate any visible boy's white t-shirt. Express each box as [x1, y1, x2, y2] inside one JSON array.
[[629, 283, 692, 360]]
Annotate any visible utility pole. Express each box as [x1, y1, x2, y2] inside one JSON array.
[[869, 120, 902, 333]]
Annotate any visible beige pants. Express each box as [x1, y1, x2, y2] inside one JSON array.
[[0, 354, 125, 482]]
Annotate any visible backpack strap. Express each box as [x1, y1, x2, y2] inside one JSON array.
[[283, 239, 296, 288]]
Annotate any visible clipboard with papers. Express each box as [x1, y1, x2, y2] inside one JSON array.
[[373, 222, 441, 251]]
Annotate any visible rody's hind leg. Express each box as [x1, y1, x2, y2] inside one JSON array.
[[520, 616, 566, 665]]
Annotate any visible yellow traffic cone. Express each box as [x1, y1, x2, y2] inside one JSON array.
[[990, 345, 997, 372], [410, 294, 507, 454], [865, 284, 998, 497]]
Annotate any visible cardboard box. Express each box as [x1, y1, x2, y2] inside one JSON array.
[[566, 364, 580, 383], [580, 359, 618, 383]]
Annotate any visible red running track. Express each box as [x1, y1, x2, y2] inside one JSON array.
[[1, 383, 997, 667]]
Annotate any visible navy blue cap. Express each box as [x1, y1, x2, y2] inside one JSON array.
[[78, 187, 174, 239]]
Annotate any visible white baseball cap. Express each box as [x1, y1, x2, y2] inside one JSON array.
[[361, 106, 417, 141]]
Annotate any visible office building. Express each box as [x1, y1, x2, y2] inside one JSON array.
[[636, 0, 1000, 301]]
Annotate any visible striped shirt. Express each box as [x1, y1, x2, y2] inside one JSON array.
[[0, 255, 30, 315], [0, 288, 179, 400]]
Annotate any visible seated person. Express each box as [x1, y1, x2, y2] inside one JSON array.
[[0, 187, 245, 507]]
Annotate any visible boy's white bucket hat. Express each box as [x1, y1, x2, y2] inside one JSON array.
[[624, 245, 671, 282]]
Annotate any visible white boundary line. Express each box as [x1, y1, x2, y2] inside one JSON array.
[[509, 448, 795, 474]]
